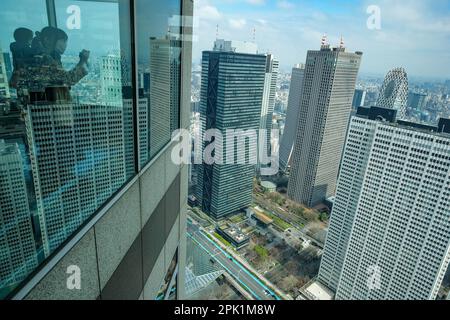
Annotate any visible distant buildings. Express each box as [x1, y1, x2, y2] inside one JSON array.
[[196, 41, 266, 219], [287, 42, 363, 207], [279, 64, 305, 172], [376, 68, 408, 119], [408, 92, 428, 111], [352, 89, 366, 109], [318, 106, 450, 300], [0, 140, 38, 289]]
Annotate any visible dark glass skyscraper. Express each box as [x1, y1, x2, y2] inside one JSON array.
[[196, 46, 267, 219]]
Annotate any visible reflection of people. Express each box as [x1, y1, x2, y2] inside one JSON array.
[[10, 28, 34, 69], [11, 26, 90, 102]]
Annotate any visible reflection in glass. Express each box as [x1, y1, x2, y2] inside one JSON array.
[[0, 0, 134, 298], [136, 0, 181, 162]]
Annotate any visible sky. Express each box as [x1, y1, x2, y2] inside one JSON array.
[[193, 0, 450, 79]]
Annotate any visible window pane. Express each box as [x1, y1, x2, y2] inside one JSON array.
[[0, 0, 134, 298], [135, 0, 181, 164]]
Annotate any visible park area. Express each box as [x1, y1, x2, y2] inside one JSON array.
[[241, 229, 322, 298]]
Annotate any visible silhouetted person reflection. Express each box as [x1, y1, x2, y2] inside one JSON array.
[[11, 26, 90, 103], [10, 28, 34, 70]]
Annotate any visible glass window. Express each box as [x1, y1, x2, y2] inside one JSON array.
[[0, 0, 134, 298], [135, 0, 182, 165]]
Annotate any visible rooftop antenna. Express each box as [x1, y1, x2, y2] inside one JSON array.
[[321, 33, 329, 48], [339, 35, 345, 49], [216, 24, 219, 40], [252, 27, 256, 43]]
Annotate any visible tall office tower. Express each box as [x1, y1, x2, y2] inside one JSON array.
[[0, 46, 10, 99], [318, 106, 450, 300], [0, 140, 38, 290], [100, 54, 134, 177], [287, 43, 363, 207], [258, 54, 279, 170], [352, 89, 366, 109], [196, 47, 267, 219], [408, 92, 428, 111], [2, 53, 12, 83], [25, 103, 127, 256], [100, 56, 150, 173], [100, 54, 123, 104], [122, 92, 150, 172], [279, 64, 305, 171], [149, 36, 181, 155], [376, 67, 408, 119]]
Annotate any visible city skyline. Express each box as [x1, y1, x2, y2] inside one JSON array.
[[0, 0, 449, 303], [193, 0, 450, 79]]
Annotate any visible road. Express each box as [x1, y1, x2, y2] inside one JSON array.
[[187, 220, 279, 300]]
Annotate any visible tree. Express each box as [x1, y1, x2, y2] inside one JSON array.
[[254, 245, 269, 260]]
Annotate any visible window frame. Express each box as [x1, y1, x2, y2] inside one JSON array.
[[6, 0, 185, 300]]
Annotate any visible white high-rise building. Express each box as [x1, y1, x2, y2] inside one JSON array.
[[0, 140, 38, 288], [258, 54, 279, 170], [100, 54, 123, 104], [279, 64, 305, 171], [288, 43, 363, 207], [318, 107, 450, 300], [25, 103, 128, 256], [376, 68, 408, 120], [149, 36, 181, 156], [0, 44, 10, 99]]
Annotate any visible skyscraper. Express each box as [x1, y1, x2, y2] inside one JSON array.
[[376, 67, 408, 119], [0, 46, 10, 99], [318, 107, 450, 300], [258, 54, 279, 171], [100, 55, 149, 172], [352, 89, 366, 109], [279, 64, 305, 172], [2, 52, 12, 83], [149, 36, 181, 156], [407, 92, 428, 111], [25, 102, 128, 256], [287, 43, 363, 207], [0, 140, 38, 290], [196, 45, 267, 219], [100, 54, 123, 104]]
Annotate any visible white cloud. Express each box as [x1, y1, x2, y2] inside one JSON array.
[[277, 1, 295, 10], [195, 0, 222, 21], [229, 18, 247, 29], [192, 0, 450, 78], [246, 0, 266, 5]]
